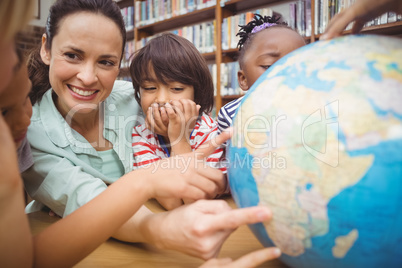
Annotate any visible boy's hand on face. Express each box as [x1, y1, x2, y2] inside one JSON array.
[[165, 99, 200, 144], [146, 103, 169, 136]]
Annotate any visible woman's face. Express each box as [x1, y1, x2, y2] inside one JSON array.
[[0, 39, 18, 94], [40, 12, 123, 117]]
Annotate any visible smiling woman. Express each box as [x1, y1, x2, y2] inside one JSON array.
[[39, 11, 123, 117], [24, 0, 140, 215]]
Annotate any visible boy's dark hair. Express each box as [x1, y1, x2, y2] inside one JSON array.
[[28, 0, 126, 105], [129, 33, 214, 116], [236, 14, 292, 67]]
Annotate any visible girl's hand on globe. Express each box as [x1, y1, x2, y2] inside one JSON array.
[[199, 247, 281, 268], [320, 0, 402, 40]]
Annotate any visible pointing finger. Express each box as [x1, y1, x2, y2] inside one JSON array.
[[195, 128, 232, 159]]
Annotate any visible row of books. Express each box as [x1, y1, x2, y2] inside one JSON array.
[[121, 6, 134, 31], [121, 40, 135, 69], [220, 62, 243, 96], [126, 0, 402, 47], [289, 0, 312, 37], [135, 0, 216, 27], [136, 21, 215, 53], [135, 5, 287, 52], [315, 0, 402, 34], [208, 62, 243, 97]]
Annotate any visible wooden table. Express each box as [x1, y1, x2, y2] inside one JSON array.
[[28, 198, 288, 268]]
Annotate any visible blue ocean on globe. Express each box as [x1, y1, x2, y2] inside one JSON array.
[[227, 35, 402, 268]]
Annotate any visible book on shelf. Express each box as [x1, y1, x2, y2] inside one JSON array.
[[121, 40, 135, 69], [208, 62, 243, 98], [136, 0, 217, 27], [208, 63, 217, 97], [305, 0, 312, 36], [136, 20, 215, 53], [220, 62, 242, 97], [388, 12, 397, 23], [121, 6, 134, 31], [289, 0, 312, 37], [296, 0, 306, 36], [314, 0, 400, 34]]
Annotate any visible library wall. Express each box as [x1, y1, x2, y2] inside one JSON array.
[[118, 0, 402, 113]]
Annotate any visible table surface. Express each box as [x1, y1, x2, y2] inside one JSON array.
[[28, 198, 288, 268]]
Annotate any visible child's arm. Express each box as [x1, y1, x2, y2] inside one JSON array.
[[0, 116, 33, 267], [217, 105, 232, 135], [132, 125, 183, 210], [190, 115, 229, 197], [132, 124, 162, 169]]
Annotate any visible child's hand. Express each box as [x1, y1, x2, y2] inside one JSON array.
[[141, 130, 231, 201], [165, 99, 201, 145], [145, 103, 169, 136]]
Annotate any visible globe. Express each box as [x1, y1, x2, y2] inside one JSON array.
[[227, 35, 402, 268]]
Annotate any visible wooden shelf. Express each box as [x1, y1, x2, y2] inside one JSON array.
[[222, 94, 244, 100], [137, 6, 216, 36], [202, 52, 216, 62], [119, 67, 130, 77], [126, 30, 134, 41], [115, 0, 134, 9], [360, 21, 402, 36], [315, 21, 402, 39], [222, 0, 285, 15]]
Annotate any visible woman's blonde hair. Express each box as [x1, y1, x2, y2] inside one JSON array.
[[0, 0, 34, 41]]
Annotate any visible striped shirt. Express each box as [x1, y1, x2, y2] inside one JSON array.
[[217, 96, 244, 134], [132, 113, 226, 171]]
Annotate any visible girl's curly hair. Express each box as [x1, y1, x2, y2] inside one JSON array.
[[236, 14, 297, 68], [236, 14, 288, 51]]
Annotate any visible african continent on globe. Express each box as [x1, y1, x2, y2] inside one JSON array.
[[227, 35, 402, 268]]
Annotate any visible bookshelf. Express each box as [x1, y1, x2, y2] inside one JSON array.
[[116, 0, 135, 80], [119, 0, 402, 113]]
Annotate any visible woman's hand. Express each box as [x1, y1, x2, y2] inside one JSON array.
[[321, 0, 402, 40], [200, 247, 281, 268], [144, 200, 274, 260]]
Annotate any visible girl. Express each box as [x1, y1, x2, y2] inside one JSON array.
[[0, 1, 36, 266], [130, 33, 226, 210], [0, 48, 33, 173], [217, 14, 306, 133]]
